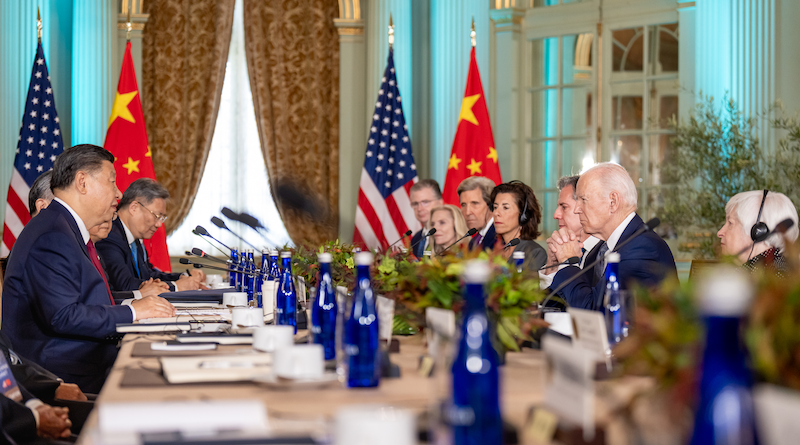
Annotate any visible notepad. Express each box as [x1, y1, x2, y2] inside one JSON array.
[[150, 341, 218, 352]]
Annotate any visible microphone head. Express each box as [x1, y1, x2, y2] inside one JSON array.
[[238, 212, 262, 230], [211, 216, 228, 230], [184, 251, 192, 256], [274, 180, 328, 223], [426, 228, 437, 236], [179, 258, 192, 265], [191, 248, 206, 257], [221, 207, 241, 222], [775, 218, 795, 234], [467, 228, 478, 236], [566, 256, 580, 265], [644, 217, 661, 231], [193, 264, 204, 269], [404, 230, 412, 237], [507, 238, 520, 247], [194, 225, 209, 236]]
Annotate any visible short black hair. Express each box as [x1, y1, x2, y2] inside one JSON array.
[[28, 171, 54, 216], [118, 178, 170, 210], [50, 144, 115, 192], [409, 179, 442, 199]]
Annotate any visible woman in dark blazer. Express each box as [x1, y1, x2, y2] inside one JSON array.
[[490, 181, 547, 272]]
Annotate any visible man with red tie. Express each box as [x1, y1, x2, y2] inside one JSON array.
[[1, 144, 174, 393]]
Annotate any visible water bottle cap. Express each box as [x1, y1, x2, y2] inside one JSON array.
[[261, 249, 269, 254], [318, 252, 332, 263], [605, 252, 621, 263], [280, 251, 292, 258], [512, 251, 525, 260], [462, 260, 491, 283], [698, 265, 753, 316], [355, 251, 374, 266], [270, 250, 279, 256]]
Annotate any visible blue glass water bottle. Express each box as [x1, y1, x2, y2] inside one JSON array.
[[255, 249, 267, 308], [512, 251, 525, 273], [229, 248, 239, 289], [690, 267, 758, 445], [345, 251, 380, 388], [603, 252, 625, 347], [450, 260, 502, 445], [246, 250, 256, 305], [311, 252, 337, 360], [240, 249, 251, 296], [269, 250, 280, 281], [276, 251, 297, 333]]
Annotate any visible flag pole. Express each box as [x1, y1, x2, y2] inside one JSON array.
[[388, 14, 394, 49], [37, 8, 42, 42], [125, 0, 133, 41], [470, 17, 476, 48]]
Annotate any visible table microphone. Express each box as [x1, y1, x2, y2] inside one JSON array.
[[539, 256, 580, 271], [193, 225, 233, 256], [211, 216, 261, 251], [387, 230, 413, 250], [190, 248, 230, 265], [180, 258, 265, 278], [409, 228, 436, 253], [733, 218, 795, 258], [438, 228, 479, 255], [540, 217, 661, 308], [504, 238, 521, 249]]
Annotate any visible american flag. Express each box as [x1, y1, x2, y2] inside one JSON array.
[[1, 42, 64, 256], [353, 49, 420, 249]]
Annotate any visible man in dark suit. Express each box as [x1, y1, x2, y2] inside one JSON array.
[[1, 144, 176, 393], [96, 178, 203, 293], [548, 163, 677, 310], [457, 176, 497, 250], [408, 180, 443, 257]]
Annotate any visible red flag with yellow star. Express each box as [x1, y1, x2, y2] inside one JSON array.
[[442, 47, 502, 205], [104, 41, 171, 272]]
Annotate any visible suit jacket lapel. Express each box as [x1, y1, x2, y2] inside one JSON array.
[[49, 201, 91, 260]]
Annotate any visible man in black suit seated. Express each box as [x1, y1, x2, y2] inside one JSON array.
[[2, 144, 176, 393], [457, 176, 497, 250], [96, 178, 204, 293], [408, 180, 443, 257], [547, 163, 678, 310]]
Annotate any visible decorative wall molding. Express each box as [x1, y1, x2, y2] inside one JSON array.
[[334, 18, 364, 36], [338, 0, 362, 20]]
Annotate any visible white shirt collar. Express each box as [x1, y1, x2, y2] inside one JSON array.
[[480, 217, 494, 237], [53, 198, 90, 245], [605, 212, 637, 251], [120, 218, 136, 245], [583, 235, 601, 253]]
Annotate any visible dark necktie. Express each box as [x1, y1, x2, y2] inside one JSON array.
[[87, 240, 115, 305], [473, 233, 483, 248], [594, 243, 610, 284]]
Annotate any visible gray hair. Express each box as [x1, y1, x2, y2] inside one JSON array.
[[557, 175, 579, 192], [456, 176, 495, 207], [118, 178, 170, 210], [726, 190, 799, 250], [409, 179, 442, 199], [28, 171, 54, 216], [581, 162, 638, 210]]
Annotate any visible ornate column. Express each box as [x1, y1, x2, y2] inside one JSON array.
[[336, 1, 366, 242], [71, 0, 116, 146], [489, 6, 525, 180], [116, 0, 148, 102]]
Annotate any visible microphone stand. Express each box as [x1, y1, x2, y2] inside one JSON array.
[[189, 248, 231, 266], [437, 228, 478, 256], [732, 218, 795, 259], [387, 230, 413, 250], [211, 217, 262, 251], [409, 228, 436, 256]]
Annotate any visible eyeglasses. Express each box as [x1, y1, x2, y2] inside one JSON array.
[[411, 199, 435, 208], [136, 201, 168, 223]]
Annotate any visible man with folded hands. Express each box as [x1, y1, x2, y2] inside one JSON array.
[[1, 144, 176, 393], [96, 178, 205, 293]]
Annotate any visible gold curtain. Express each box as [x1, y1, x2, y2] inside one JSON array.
[[141, 0, 235, 234], [243, 0, 340, 245]]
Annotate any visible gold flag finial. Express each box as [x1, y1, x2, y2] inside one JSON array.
[[126, 0, 133, 40], [388, 14, 394, 49], [470, 17, 476, 48], [37, 8, 42, 41]]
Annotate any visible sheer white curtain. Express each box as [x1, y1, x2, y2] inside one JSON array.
[[167, 0, 292, 254]]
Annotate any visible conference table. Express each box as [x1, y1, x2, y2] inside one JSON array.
[[75, 322, 646, 444]]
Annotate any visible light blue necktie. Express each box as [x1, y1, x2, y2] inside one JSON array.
[[130, 242, 141, 278]]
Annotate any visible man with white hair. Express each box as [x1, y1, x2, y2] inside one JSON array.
[[547, 162, 677, 310], [718, 190, 799, 275]]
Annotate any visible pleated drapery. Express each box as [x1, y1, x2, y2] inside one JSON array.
[[141, 0, 235, 235], [243, 0, 340, 246]]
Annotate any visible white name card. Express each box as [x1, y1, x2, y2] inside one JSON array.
[[755, 384, 800, 445], [567, 308, 611, 365], [425, 307, 455, 358], [376, 296, 395, 342], [542, 335, 596, 441]]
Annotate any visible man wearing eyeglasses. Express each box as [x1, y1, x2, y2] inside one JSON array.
[[96, 178, 205, 293], [408, 180, 443, 257]]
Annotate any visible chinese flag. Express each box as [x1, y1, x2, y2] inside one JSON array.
[[442, 47, 502, 205], [104, 41, 171, 272]]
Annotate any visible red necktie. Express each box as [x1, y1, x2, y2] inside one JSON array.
[[87, 240, 115, 305]]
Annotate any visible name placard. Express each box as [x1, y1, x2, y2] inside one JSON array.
[[567, 308, 611, 367], [542, 335, 596, 441]]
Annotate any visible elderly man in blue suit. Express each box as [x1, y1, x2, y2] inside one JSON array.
[[1, 144, 175, 393], [546, 162, 677, 310]]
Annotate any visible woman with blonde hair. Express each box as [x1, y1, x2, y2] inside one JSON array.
[[428, 205, 470, 255]]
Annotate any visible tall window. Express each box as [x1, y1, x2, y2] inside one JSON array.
[[167, 0, 291, 254], [522, 3, 679, 236]]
